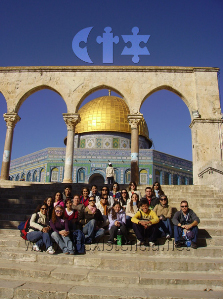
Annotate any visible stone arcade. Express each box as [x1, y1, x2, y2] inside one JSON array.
[[0, 66, 222, 188]]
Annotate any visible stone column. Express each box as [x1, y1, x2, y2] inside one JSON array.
[[190, 118, 223, 186], [63, 113, 80, 183], [128, 113, 143, 185], [1, 113, 21, 180]]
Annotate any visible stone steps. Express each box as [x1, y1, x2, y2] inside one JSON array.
[[0, 259, 222, 291], [0, 183, 222, 299], [0, 241, 222, 263], [0, 278, 222, 299]]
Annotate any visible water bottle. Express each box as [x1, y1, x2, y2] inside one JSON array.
[[186, 240, 191, 247], [116, 229, 122, 246]]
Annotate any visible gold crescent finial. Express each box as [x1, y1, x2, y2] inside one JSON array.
[[108, 90, 111, 96]]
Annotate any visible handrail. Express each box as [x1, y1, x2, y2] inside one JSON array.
[[198, 167, 223, 178]]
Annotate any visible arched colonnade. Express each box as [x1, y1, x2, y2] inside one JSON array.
[[0, 66, 221, 186]]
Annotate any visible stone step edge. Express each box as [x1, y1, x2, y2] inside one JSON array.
[[0, 260, 222, 281], [1, 249, 223, 263], [0, 278, 222, 299]]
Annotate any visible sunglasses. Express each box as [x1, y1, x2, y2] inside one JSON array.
[[41, 208, 47, 210], [89, 200, 96, 202], [122, 191, 127, 193], [160, 199, 167, 201], [181, 205, 188, 208], [55, 210, 63, 213]]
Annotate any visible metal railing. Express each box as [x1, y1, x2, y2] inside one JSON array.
[[198, 167, 223, 178]]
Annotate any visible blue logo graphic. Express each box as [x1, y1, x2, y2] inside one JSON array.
[[72, 27, 150, 64], [72, 27, 93, 64]]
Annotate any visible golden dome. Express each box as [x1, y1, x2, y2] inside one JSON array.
[[75, 96, 150, 141]]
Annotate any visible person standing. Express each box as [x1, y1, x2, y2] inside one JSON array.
[[106, 162, 114, 185]]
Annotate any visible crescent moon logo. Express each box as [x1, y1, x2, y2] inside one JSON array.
[[72, 27, 93, 63]]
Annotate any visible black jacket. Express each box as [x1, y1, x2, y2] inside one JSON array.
[[172, 209, 200, 226], [141, 196, 159, 209]]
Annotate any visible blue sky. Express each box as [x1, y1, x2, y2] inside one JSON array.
[[0, 0, 222, 163]]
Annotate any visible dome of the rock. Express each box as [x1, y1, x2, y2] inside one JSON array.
[[75, 95, 151, 144]]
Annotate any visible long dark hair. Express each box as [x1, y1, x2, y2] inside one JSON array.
[[34, 203, 48, 214], [53, 191, 63, 202], [130, 193, 139, 213], [119, 189, 129, 206], [111, 182, 120, 192], [81, 187, 90, 196], [43, 197, 53, 219], [129, 181, 137, 191], [109, 202, 122, 220], [151, 181, 164, 196]]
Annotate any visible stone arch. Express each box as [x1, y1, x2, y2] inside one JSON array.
[[26, 171, 31, 182], [141, 85, 191, 118], [50, 167, 59, 182], [140, 169, 148, 185], [33, 170, 38, 182], [88, 172, 105, 185], [125, 169, 131, 184], [15, 85, 68, 113], [75, 84, 129, 112], [77, 167, 86, 183], [39, 168, 45, 182]]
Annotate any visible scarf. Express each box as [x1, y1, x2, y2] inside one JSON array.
[[100, 200, 108, 216]]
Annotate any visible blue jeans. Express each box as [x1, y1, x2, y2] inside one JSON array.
[[158, 219, 172, 237], [51, 231, 74, 254], [27, 231, 52, 249], [83, 219, 105, 242], [174, 225, 198, 243]]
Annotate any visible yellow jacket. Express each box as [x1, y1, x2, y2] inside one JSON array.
[[131, 209, 159, 225]]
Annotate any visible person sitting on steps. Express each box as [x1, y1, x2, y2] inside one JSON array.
[[172, 200, 200, 249]]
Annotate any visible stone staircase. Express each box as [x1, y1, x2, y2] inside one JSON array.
[[0, 182, 222, 298]]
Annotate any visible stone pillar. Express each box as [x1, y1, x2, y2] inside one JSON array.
[[128, 113, 143, 185], [63, 113, 80, 183], [190, 118, 223, 186], [1, 113, 21, 180]]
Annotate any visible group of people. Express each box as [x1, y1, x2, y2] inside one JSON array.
[[25, 181, 200, 255]]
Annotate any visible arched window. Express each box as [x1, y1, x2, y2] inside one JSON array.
[[40, 168, 45, 182], [155, 170, 161, 183], [173, 174, 178, 185], [27, 172, 31, 182], [15, 174, 19, 181], [77, 168, 85, 183], [114, 169, 118, 182], [164, 172, 170, 185], [181, 176, 186, 185], [20, 173, 25, 181], [140, 169, 148, 184], [9, 176, 14, 181], [33, 170, 38, 182], [51, 167, 59, 182], [125, 169, 131, 184]]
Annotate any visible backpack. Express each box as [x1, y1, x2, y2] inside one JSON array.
[[18, 213, 40, 240]]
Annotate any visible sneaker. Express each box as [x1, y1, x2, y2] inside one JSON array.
[[137, 240, 145, 246], [33, 244, 41, 252], [149, 241, 155, 247], [175, 241, 182, 248], [191, 241, 198, 249], [107, 240, 113, 245], [46, 246, 55, 255], [166, 234, 171, 239]]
